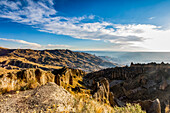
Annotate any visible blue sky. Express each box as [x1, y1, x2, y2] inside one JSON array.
[[0, 0, 170, 51]]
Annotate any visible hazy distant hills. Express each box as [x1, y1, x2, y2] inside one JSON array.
[[85, 51, 170, 65], [0, 48, 117, 72], [99, 56, 122, 63]]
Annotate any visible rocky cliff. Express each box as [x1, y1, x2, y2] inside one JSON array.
[[0, 68, 55, 93], [0, 66, 86, 93], [0, 67, 121, 113], [84, 62, 170, 113]]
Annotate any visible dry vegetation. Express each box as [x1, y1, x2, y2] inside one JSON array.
[[42, 92, 146, 113]]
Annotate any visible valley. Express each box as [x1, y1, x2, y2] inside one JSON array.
[[0, 48, 168, 113]]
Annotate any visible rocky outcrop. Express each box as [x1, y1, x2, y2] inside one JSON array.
[[136, 99, 161, 113], [52, 67, 86, 87], [0, 65, 87, 94], [85, 63, 170, 112], [0, 68, 55, 93], [93, 78, 110, 103], [85, 66, 145, 84], [92, 78, 118, 107]]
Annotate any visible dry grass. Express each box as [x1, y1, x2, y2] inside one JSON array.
[[70, 93, 145, 113], [113, 103, 146, 113]]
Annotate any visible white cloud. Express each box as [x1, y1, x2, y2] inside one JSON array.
[[0, 0, 170, 51], [149, 17, 155, 20], [0, 0, 21, 10], [0, 38, 42, 48], [45, 44, 71, 48], [0, 38, 71, 49]]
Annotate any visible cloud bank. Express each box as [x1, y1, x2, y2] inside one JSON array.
[[0, 0, 170, 51], [0, 37, 70, 49]]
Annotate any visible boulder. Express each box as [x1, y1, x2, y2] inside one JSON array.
[[137, 98, 161, 113], [0, 82, 76, 113], [115, 98, 125, 107], [149, 99, 161, 113]]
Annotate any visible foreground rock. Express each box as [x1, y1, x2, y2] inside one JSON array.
[[0, 82, 75, 113], [136, 99, 161, 113]]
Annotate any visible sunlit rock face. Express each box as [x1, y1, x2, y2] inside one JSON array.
[[52, 67, 86, 87], [0, 68, 55, 93], [0, 66, 87, 93], [92, 78, 110, 103]]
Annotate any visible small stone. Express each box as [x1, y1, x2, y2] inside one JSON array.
[[7, 94, 12, 97], [16, 91, 19, 94], [52, 104, 55, 108]]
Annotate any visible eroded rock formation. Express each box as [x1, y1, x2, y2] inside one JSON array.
[[0, 68, 55, 93], [85, 63, 170, 113], [52, 67, 86, 87], [93, 78, 110, 103], [0, 66, 86, 94]]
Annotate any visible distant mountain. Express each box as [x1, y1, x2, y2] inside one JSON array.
[[0, 47, 8, 49], [0, 48, 117, 72]]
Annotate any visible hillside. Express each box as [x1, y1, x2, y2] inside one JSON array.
[[0, 48, 117, 72]]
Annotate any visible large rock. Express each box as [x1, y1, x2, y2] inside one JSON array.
[[93, 78, 110, 104], [137, 99, 161, 113], [0, 82, 76, 113], [52, 67, 86, 87]]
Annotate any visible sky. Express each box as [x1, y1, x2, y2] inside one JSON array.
[[0, 0, 170, 51]]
